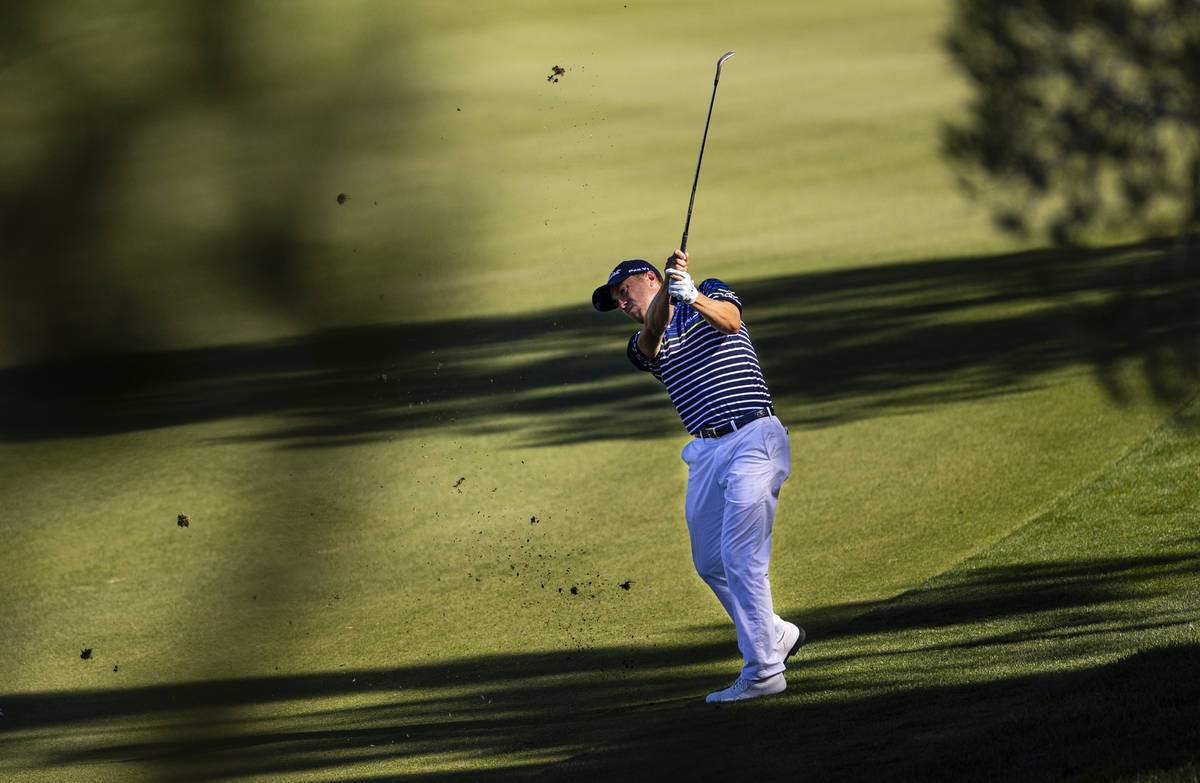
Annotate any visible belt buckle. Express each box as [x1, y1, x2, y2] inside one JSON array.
[[701, 407, 772, 439]]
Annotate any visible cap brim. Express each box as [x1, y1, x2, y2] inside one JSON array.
[[592, 284, 617, 311], [593, 262, 659, 312]]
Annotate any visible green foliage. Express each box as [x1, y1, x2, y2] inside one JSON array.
[[944, 0, 1200, 245]]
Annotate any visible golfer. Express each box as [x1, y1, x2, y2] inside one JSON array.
[[592, 250, 804, 702]]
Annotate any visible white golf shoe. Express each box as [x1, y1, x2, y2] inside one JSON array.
[[777, 620, 806, 662], [705, 672, 787, 703]]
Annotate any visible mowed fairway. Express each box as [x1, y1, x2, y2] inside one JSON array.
[[1, 1, 1198, 781]]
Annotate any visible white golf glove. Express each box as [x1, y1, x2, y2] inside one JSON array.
[[666, 269, 699, 305]]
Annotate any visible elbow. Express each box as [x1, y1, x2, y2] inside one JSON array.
[[722, 321, 741, 335]]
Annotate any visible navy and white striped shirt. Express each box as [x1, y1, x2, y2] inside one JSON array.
[[627, 278, 774, 435]]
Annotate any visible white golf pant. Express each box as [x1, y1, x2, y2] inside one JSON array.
[[682, 414, 791, 681]]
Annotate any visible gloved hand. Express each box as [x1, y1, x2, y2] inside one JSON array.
[[666, 268, 699, 305]]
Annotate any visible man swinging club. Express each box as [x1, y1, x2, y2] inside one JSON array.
[[592, 250, 805, 702]]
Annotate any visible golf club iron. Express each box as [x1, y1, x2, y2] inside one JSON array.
[[680, 51, 735, 255], [673, 51, 734, 302]]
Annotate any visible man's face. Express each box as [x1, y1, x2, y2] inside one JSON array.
[[609, 271, 659, 323]]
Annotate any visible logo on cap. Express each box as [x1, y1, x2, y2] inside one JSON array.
[[593, 259, 661, 312]]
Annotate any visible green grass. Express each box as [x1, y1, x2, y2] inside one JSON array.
[[1, 0, 1198, 780], [0, 0, 1011, 361], [1, 388, 1196, 781]]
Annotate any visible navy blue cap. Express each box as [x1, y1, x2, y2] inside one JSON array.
[[592, 259, 661, 311]]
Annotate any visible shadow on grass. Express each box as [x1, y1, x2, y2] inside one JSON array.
[[3, 551, 1197, 781], [2, 238, 1197, 447]]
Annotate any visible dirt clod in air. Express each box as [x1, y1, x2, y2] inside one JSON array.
[[337, 193, 349, 204], [80, 648, 93, 660], [177, 514, 190, 527], [546, 65, 566, 83]]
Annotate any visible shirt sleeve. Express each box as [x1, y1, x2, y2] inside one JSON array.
[[627, 331, 660, 374], [700, 278, 741, 310]]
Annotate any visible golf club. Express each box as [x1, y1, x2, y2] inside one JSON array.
[[670, 51, 733, 303], [680, 51, 735, 255]]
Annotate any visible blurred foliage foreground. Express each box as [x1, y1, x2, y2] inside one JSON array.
[[945, 0, 1200, 391]]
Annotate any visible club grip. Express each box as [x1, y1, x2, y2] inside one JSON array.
[[669, 237, 687, 304]]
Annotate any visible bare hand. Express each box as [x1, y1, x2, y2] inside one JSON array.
[[665, 249, 689, 276]]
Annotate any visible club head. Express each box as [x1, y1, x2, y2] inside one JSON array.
[[715, 51, 735, 81]]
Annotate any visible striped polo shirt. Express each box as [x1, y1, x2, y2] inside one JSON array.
[[627, 278, 774, 435]]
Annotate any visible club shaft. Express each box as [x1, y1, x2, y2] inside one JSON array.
[[680, 52, 733, 254], [681, 88, 719, 253]]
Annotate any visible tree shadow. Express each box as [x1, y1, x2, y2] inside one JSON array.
[[2, 238, 1196, 447], [942, 0, 1200, 411], [2, 550, 1197, 781], [842, 552, 1200, 634]]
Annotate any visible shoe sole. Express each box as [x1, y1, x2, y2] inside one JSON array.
[[784, 625, 806, 661]]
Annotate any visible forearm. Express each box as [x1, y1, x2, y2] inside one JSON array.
[[690, 294, 741, 334], [638, 283, 673, 358]]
